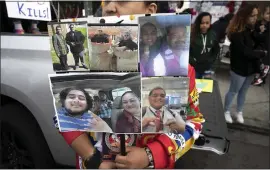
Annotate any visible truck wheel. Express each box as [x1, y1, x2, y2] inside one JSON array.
[[0, 104, 55, 168]]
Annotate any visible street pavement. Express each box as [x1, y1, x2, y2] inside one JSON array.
[[176, 128, 269, 169]]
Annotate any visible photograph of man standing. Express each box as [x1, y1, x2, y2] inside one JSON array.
[[66, 24, 88, 70], [52, 26, 69, 70]]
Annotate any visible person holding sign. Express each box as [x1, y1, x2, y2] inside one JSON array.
[[142, 87, 186, 133], [53, 65, 204, 169], [53, 1, 205, 169]]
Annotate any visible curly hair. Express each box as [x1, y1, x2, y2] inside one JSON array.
[[226, 4, 258, 40], [191, 12, 212, 44], [59, 87, 93, 112]]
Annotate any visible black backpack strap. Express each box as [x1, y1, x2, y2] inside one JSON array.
[[165, 107, 176, 118], [142, 107, 147, 117]]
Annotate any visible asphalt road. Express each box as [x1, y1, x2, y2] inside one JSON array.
[[175, 129, 269, 169]]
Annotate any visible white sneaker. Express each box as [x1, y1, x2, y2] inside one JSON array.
[[235, 112, 244, 124], [224, 111, 233, 123]]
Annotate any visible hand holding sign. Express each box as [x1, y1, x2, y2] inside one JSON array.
[[115, 146, 149, 169]]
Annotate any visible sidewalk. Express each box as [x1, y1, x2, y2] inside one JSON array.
[[214, 66, 269, 131]]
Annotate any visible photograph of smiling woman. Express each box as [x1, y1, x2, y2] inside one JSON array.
[[114, 91, 141, 133], [56, 87, 112, 132]]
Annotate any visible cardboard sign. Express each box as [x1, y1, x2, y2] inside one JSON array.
[[5, 1, 51, 21], [195, 79, 214, 93]]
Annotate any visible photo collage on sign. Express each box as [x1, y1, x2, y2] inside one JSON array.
[[49, 72, 141, 134], [48, 13, 191, 134]]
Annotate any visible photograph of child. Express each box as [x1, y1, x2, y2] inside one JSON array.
[[141, 77, 190, 133], [88, 24, 139, 71], [49, 72, 142, 133], [139, 14, 191, 77], [48, 22, 90, 71]]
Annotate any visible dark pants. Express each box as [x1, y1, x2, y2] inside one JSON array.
[[59, 55, 68, 70], [72, 51, 84, 66]]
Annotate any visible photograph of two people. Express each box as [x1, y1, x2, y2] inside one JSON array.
[[48, 22, 89, 71]]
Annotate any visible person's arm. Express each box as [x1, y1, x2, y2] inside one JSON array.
[[53, 115, 95, 159], [144, 65, 205, 169], [231, 32, 266, 59], [80, 31, 86, 45], [189, 45, 196, 67], [209, 33, 220, 65], [63, 132, 96, 159], [253, 21, 265, 43], [65, 33, 72, 46]]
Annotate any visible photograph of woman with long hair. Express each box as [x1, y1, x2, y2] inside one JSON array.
[[115, 91, 141, 133], [56, 87, 112, 132]]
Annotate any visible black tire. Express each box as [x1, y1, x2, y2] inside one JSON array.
[[0, 104, 55, 168]]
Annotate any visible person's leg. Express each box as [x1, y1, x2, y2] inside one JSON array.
[[64, 55, 69, 70], [79, 51, 88, 69], [13, 19, 24, 34], [235, 74, 254, 123], [224, 71, 246, 123], [73, 53, 80, 69], [59, 55, 67, 70], [29, 20, 41, 34]]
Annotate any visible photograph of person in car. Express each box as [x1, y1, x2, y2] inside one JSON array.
[[56, 87, 112, 132], [139, 14, 191, 77], [48, 22, 90, 71], [141, 77, 189, 133], [49, 72, 142, 133], [115, 91, 141, 133], [88, 25, 138, 71]]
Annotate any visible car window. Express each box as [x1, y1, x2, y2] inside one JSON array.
[[112, 87, 132, 100]]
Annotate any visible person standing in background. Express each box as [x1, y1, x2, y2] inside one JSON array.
[[252, 5, 270, 85], [52, 26, 69, 70], [66, 24, 88, 70], [224, 4, 268, 124], [189, 12, 220, 79], [211, 13, 234, 43]]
